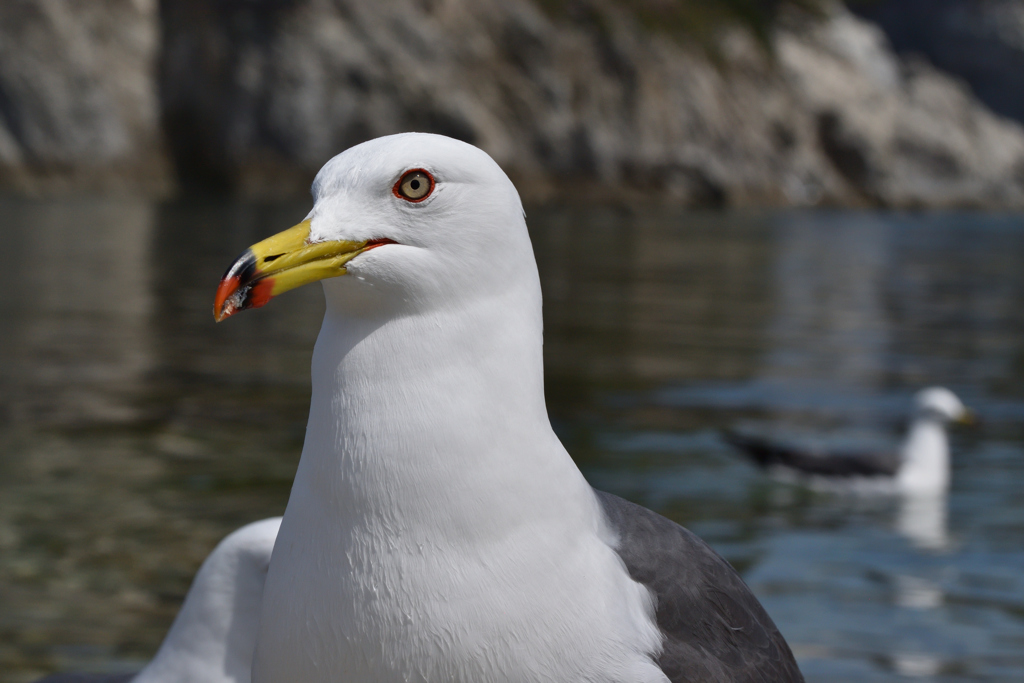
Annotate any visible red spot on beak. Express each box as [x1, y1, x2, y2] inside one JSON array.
[[249, 278, 275, 308]]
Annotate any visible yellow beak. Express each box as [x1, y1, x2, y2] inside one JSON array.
[[956, 409, 978, 426], [213, 219, 394, 322]]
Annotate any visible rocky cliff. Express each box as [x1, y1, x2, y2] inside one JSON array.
[[852, 0, 1024, 127], [2, 0, 1024, 207], [0, 0, 170, 195]]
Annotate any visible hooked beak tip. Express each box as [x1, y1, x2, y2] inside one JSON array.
[[213, 272, 275, 322], [213, 276, 240, 322]]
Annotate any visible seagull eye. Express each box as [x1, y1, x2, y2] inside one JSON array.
[[394, 169, 434, 202]]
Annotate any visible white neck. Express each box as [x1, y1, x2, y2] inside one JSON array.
[[897, 417, 950, 495], [297, 289, 586, 533], [253, 289, 665, 683]]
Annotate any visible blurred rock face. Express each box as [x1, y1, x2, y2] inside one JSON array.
[[776, 9, 1024, 208], [853, 0, 1024, 127], [3, 0, 1024, 207], [0, 0, 170, 194]]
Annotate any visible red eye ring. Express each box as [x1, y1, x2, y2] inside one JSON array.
[[393, 168, 435, 202]]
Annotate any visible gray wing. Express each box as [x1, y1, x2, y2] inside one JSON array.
[[33, 675, 135, 682], [596, 490, 804, 683], [723, 428, 900, 478]]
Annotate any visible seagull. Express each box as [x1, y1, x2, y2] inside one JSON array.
[[212, 133, 803, 683], [34, 518, 280, 683], [724, 387, 972, 495]]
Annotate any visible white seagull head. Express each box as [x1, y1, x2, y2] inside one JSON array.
[[912, 387, 971, 424], [214, 133, 535, 322]]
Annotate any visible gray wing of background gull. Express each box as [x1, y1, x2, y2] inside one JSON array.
[[596, 490, 805, 683], [722, 427, 901, 478]]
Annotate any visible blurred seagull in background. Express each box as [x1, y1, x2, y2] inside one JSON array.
[[35, 518, 280, 683], [205, 133, 804, 683], [724, 387, 973, 496]]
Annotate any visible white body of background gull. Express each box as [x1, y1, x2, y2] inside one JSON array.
[[896, 388, 968, 495], [212, 133, 802, 683], [725, 387, 970, 496]]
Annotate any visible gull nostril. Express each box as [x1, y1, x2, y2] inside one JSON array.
[[264, 254, 283, 263]]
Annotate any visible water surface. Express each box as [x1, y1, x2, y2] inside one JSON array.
[[1, 200, 1022, 682]]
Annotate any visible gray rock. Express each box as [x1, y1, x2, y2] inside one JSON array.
[[2, 0, 1024, 207], [158, 0, 831, 203], [852, 0, 1024, 127], [776, 7, 1024, 207], [0, 0, 170, 195]]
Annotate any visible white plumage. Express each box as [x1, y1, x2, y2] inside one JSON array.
[[896, 387, 968, 495], [36, 135, 806, 683], [252, 134, 667, 683]]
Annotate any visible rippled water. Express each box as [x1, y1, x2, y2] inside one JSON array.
[[1, 200, 1023, 682]]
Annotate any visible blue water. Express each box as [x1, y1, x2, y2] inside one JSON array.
[[1, 201, 1022, 681]]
